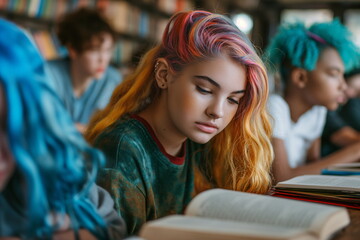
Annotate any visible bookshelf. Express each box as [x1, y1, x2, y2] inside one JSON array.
[[0, 0, 194, 68]]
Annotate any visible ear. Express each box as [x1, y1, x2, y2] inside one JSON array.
[[154, 58, 171, 89], [291, 68, 308, 88]]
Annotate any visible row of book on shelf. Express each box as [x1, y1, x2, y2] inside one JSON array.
[[0, 0, 194, 66], [138, 163, 360, 240], [0, 0, 194, 19], [0, 0, 98, 19], [1, 0, 162, 38]]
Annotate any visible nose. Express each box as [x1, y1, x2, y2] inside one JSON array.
[[206, 99, 224, 120]]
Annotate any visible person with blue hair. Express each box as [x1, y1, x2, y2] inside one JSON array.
[[0, 19, 126, 239], [264, 19, 360, 182]]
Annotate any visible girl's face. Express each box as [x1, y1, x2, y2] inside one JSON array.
[[0, 84, 15, 191], [303, 47, 346, 110], [165, 55, 247, 144]]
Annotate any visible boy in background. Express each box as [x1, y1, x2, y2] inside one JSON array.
[[46, 8, 122, 133]]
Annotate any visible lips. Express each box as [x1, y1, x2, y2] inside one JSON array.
[[337, 94, 346, 104], [195, 122, 218, 134]]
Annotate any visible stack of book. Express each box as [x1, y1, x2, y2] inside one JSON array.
[[321, 162, 360, 176], [272, 175, 360, 209]]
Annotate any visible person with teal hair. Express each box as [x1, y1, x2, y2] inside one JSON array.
[[0, 19, 126, 239], [264, 19, 360, 183]]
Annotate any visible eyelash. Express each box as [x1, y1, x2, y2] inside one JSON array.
[[196, 86, 212, 94], [228, 98, 239, 105], [196, 86, 239, 105]]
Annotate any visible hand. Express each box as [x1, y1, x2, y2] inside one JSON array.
[[75, 123, 87, 134], [50, 213, 71, 231], [49, 213, 98, 240]]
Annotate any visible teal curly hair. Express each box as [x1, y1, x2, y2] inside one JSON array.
[[264, 19, 360, 85]]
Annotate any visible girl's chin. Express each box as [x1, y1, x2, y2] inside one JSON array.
[[189, 134, 215, 144]]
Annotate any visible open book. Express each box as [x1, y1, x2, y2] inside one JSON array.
[[273, 175, 360, 209], [139, 189, 349, 240]]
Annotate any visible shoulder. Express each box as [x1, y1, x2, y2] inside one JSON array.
[[44, 58, 71, 92], [95, 118, 152, 193], [45, 58, 70, 81], [104, 65, 122, 83], [268, 94, 287, 109], [96, 117, 149, 145], [95, 117, 153, 166], [308, 105, 327, 121], [46, 58, 69, 71], [307, 105, 327, 126], [267, 94, 291, 139], [267, 94, 290, 120]]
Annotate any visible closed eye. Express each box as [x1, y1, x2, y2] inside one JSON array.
[[329, 72, 341, 78], [196, 86, 212, 94], [228, 98, 239, 105]]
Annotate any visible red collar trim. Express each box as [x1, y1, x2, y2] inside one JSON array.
[[131, 115, 186, 165]]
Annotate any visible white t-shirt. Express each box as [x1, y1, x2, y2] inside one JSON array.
[[268, 95, 327, 168]]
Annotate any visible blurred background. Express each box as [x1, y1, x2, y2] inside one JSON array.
[[1, 0, 359, 73]]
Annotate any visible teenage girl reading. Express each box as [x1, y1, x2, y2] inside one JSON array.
[[86, 10, 273, 235]]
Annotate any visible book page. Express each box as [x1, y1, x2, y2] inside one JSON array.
[[185, 189, 342, 236], [276, 175, 360, 192], [140, 215, 316, 240]]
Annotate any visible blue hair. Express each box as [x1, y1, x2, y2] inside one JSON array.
[[264, 19, 360, 84], [0, 19, 107, 238]]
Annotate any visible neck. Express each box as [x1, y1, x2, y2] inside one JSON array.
[[138, 94, 186, 156], [284, 87, 313, 122], [70, 61, 93, 97]]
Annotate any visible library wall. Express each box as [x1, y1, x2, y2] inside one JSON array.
[[0, 0, 194, 69]]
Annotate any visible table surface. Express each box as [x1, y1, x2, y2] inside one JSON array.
[[333, 209, 360, 240]]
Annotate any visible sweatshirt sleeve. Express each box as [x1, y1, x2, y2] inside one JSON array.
[[88, 183, 127, 240]]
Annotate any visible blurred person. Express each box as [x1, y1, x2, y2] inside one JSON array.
[[0, 19, 126, 239], [265, 20, 360, 182], [46, 8, 122, 133]]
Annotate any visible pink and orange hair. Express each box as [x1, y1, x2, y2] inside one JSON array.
[[86, 10, 273, 194]]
